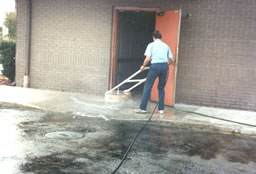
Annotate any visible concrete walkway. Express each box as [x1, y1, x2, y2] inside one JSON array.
[[0, 86, 256, 135]]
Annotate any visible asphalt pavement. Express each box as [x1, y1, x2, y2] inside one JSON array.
[[0, 108, 256, 174]]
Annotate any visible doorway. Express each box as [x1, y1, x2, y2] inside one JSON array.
[[110, 8, 181, 106], [116, 10, 155, 95]]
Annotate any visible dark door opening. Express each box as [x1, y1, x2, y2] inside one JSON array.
[[116, 11, 156, 96]]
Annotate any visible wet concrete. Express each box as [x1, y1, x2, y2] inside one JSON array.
[[0, 106, 256, 174], [1, 86, 256, 135]]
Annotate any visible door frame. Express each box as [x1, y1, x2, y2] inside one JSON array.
[[109, 7, 159, 89], [172, 9, 182, 105]]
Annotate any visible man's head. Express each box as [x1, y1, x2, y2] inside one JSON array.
[[152, 30, 162, 40]]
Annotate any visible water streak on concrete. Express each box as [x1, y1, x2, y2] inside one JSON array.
[[71, 96, 120, 110], [74, 112, 110, 121]]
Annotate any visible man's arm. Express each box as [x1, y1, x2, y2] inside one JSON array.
[[167, 47, 175, 65], [140, 56, 151, 71]]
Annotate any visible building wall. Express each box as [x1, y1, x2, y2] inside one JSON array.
[[17, 0, 113, 94], [176, 0, 256, 111], [16, 0, 256, 110]]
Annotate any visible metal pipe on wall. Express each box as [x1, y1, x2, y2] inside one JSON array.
[[23, 0, 32, 88]]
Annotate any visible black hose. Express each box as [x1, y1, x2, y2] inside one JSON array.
[[112, 65, 170, 174], [112, 102, 158, 174]]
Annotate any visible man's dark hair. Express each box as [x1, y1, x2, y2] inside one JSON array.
[[152, 30, 162, 39]]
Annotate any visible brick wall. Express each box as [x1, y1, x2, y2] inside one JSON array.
[[175, 0, 256, 111], [16, 0, 256, 110], [29, 0, 112, 94]]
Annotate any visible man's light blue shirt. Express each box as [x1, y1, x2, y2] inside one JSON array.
[[144, 39, 173, 64]]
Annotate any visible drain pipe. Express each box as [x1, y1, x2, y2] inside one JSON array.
[[23, 0, 32, 88]]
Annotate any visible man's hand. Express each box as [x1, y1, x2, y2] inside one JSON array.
[[140, 56, 150, 71], [140, 65, 145, 71], [168, 59, 176, 65]]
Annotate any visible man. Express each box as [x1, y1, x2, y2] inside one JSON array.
[[135, 30, 174, 114]]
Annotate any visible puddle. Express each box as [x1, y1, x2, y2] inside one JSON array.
[[0, 109, 45, 173], [45, 131, 84, 140]]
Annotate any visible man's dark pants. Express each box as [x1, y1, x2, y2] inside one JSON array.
[[140, 63, 168, 111]]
